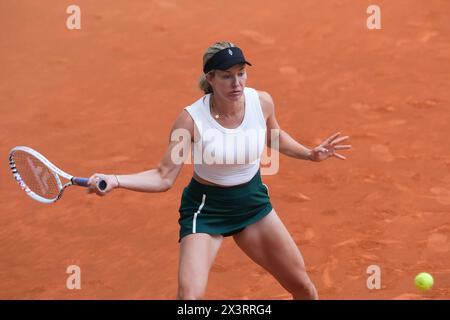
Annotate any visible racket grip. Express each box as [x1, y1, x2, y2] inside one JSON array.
[[72, 177, 107, 191], [72, 177, 89, 187]]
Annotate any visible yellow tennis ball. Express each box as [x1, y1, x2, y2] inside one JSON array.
[[415, 272, 434, 291]]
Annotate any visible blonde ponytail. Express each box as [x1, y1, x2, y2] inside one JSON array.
[[198, 73, 213, 94]]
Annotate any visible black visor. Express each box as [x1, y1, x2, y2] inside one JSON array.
[[203, 47, 252, 74]]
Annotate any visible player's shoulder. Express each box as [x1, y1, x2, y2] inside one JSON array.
[[171, 108, 194, 133], [256, 89, 273, 102], [256, 89, 275, 117]]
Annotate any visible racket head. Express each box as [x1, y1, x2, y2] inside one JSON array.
[[9, 147, 71, 203]]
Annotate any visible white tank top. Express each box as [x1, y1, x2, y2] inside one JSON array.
[[184, 87, 266, 186]]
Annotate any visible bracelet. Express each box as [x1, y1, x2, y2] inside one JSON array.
[[114, 175, 121, 188]]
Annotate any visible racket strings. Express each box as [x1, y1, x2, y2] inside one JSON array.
[[11, 151, 61, 199]]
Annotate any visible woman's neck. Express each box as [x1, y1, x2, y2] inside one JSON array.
[[210, 93, 244, 117]]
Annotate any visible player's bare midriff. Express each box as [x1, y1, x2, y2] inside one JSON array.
[[192, 172, 248, 188]]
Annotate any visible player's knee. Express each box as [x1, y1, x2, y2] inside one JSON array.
[[177, 285, 205, 300], [288, 271, 318, 300], [292, 282, 318, 300]]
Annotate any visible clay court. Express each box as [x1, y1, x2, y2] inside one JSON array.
[[1, 0, 449, 299]]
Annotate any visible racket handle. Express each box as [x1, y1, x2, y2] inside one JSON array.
[[72, 177, 108, 191], [72, 177, 89, 186], [72, 177, 107, 191]]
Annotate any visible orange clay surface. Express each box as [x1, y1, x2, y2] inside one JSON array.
[[1, 0, 449, 299]]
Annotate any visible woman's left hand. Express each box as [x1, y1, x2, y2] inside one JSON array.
[[309, 132, 352, 162]]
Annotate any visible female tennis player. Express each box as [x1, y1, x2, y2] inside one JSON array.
[[87, 41, 351, 300]]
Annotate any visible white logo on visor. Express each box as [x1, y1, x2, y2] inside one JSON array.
[[228, 49, 233, 55]]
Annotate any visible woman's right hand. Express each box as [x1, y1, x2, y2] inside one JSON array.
[[87, 173, 119, 196]]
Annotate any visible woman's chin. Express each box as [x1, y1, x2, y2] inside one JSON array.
[[227, 92, 243, 101]]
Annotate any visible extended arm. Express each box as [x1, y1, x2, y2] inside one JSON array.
[[87, 110, 194, 195], [259, 91, 351, 162]]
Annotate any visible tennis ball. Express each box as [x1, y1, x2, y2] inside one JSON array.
[[415, 272, 434, 291]]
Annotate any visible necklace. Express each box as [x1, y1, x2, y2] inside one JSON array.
[[210, 96, 220, 119], [210, 95, 245, 120]]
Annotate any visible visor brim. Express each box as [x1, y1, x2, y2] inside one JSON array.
[[214, 59, 252, 71]]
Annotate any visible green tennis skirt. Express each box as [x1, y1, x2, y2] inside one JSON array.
[[178, 170, 273, 242]]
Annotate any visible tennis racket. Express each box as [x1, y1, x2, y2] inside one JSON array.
[[9, 146, 107, 204]]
